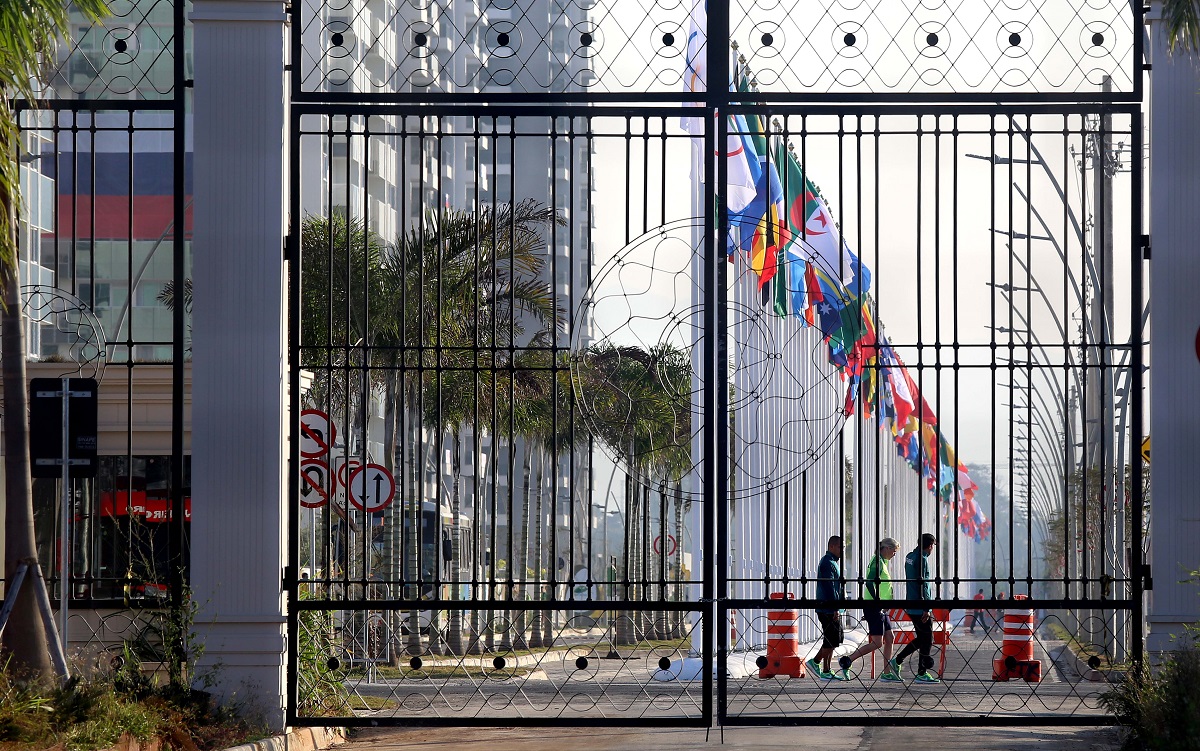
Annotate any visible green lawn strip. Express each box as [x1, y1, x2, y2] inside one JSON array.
[[347, 695, 400, 711]]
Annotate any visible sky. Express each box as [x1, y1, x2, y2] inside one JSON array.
[[576, 0, 1144, 469]]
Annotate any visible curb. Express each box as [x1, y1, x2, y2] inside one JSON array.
[[220, 727, 347, 751]]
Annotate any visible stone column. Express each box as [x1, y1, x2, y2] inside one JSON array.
[[189, 0, 289, 730], [1147, 2, 1200, 656]]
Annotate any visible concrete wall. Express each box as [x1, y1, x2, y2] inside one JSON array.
[[190, 0, 289, 730], [1147, 2, 1200, 655]]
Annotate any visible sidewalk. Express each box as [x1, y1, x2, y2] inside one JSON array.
[[341, 725, 1122, 750]]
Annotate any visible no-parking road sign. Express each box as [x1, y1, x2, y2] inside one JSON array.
[[300, 459, 331, 508], [300, 409, 336, 458], [347, 463, 396, 512]]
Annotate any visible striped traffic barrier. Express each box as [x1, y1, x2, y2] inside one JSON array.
[[992, 593, 1041, 682], [759, 592, 805, 678]]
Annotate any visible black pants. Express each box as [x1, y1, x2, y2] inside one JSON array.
[[895, 613, 934, 674]]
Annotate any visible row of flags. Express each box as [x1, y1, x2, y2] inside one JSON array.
[[683, 1, 990, 542]]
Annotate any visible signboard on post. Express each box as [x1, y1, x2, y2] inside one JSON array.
[[347, 463, 396, 512], [300, 459, 332, 508], [300, 408, 335, 458], [30, 377, 98, 478]]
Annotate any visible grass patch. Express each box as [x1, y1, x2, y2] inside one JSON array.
[[0, 665, 263, 751]]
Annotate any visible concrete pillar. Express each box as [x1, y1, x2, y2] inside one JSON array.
[[189, 0, 289, 729], [1147, 3, 1200, 656]]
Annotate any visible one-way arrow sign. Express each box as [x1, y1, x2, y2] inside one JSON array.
[[347, 463, 396, 513]]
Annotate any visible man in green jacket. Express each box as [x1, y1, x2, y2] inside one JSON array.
[[887, 533, 941, 684], [838, 537, 900, 681]]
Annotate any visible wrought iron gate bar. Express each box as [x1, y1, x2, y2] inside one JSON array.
[[292, 600, 710, 611], [719, 599, 1134, 609], [289, 103, 1142, 118], [724, 716, 1117, 727], [287, 0, 1143, 727], [289, 0, 1140, 100], [291, 91, 1146, 106]]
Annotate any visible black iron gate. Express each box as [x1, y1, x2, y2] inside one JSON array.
[[286, 0, 1146, 727]]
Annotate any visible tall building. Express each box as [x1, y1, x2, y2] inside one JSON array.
[[293, 0, 597, 586]]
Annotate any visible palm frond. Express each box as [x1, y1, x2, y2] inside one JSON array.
[[1164, 0, 1200, 52]]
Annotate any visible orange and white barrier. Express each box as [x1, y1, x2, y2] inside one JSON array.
[[992, 594, 1041, 682], [883, 608, 952, 678], [759, 593, 805, 678]]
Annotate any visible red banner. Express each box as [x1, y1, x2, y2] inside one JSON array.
[[98, 491, 192, 522]]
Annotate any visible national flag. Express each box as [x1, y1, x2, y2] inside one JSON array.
[[774, 146, 860, 292], [784, 246, 812, 325], [750, 191, 786, 292], [728, 145, 784, 261], [680, 0, 706, 135], [771, 240, 790, 316], [726, 114, 761, 214]]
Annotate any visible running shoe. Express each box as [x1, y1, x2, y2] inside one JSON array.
[[805, 658, 822, 678], [836, 656, 854, 681], [887, 658, 902, 678], [818, 669, 837, 681], [914, 672, 941, 684], [879, 671, 903, 683]]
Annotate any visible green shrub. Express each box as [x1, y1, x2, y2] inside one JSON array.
[[1104, 570, 1200, 751], [295, 597, 351, 716], [1102, 641, 1200, 751]]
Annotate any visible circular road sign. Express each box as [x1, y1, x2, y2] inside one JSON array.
[[299, 459, 331, 508], [347, 463, 396, 513], [300, 409, 336, 458], [652, 534, 678, 557]]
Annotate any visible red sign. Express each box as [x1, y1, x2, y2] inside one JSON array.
[[300, 459, 332, 508], [98, 491, 192, 522], [652, 534, 678, 557], [300, 409, 336, 458]]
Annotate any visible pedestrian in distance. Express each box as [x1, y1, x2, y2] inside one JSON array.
[[970, 588, 986, 634], [838, 537, 900, 681], [988, 590, 1007, 633], [886, 533, 941, 684], [806, 535, 846, 681]]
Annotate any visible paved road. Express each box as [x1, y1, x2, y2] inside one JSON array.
[[340, 725, 1122, 750], [331, 620, 1117, 723]]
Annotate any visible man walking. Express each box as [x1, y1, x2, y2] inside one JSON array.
[[837, 538, 900, 680], [970, 588, 986, 634], [888, 533, 940, 684], [806, 535, 845, 680]]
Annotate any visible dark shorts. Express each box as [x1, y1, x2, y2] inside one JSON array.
[[818, 612, 843, 649], [863, 608, 892, 636]]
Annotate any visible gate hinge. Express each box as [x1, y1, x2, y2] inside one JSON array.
[[282, 565, 294, 587], [283, 233, 293, 262], [1141, 563, 1153, 591], [1140, 233, 1151, 260]]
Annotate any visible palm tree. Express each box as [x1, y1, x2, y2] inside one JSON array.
[[574, 341, 693, 645], [1, 0, 106, 676], [296, 211, 386, 612], [377, 201, 561, 655]]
